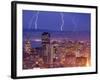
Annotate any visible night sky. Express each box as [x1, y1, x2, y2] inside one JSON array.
[[23, 10, 91, 32]]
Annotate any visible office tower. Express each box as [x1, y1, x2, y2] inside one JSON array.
[[41, 32, 51, 67], [24, 40, 32, 55]]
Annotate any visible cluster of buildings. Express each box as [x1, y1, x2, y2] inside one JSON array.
[[23, 32, 91, 69]]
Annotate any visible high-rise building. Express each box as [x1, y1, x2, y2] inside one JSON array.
[[24, 40, 32, 55], [41, 32, 51, 67], [50, 42, 59, 67], [41, 32, 50, 44], [23, 40, 33, 69]]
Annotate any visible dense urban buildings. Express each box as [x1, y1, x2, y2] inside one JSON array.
[[23, 32, 91, 69]]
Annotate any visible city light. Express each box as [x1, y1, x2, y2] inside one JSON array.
[[23, 32, 91, 69]]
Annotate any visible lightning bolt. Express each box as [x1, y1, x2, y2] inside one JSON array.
[[72, 16, 77, 32], [28, 13, 35, 29], [60, 12, 64, 31], [35, 11, 39, 30]]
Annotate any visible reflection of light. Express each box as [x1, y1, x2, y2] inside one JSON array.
[[34, 39, 41, 42], [86, 60, 89, 67]]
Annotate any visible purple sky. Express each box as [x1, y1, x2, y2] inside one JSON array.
[[23, 10, 91, 32]]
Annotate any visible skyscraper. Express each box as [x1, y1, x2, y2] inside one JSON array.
[[41, 32, 50, 44], [24, 40, 32, 55], [41, 32, 51, 67]]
